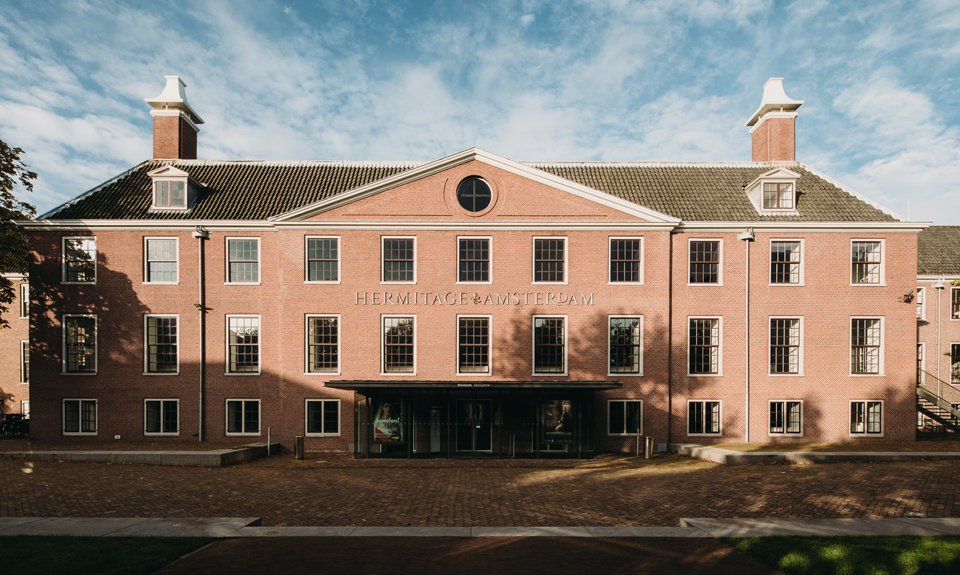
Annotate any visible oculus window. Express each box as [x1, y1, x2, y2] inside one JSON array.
[[456, 177, 492, 212]]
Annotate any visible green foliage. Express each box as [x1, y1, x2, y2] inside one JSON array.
[[0, 138, 36, 328], [0, 536, 212, 575]]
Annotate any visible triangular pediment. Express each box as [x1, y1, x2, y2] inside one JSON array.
[[147, 165, 191, 178]]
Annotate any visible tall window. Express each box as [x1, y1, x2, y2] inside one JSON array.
[[851, 318, 882, 375], [458, 316, 490, 374], [916, 287, 926, 320], [953, 288, 960, 320], [952, 344, 960, 385], [227, 316, 260, 374], [20, 340, 29, 384], [153, 180, 186, 208], [144, 399, 179, 435], [63, 399, 97, 435], [63, 236, 96, 283], [226, 399, 260, 435], [688, 400, 720, 435], [306, 399, 340, 436], [609, 238, 643, 283], [851, 240, 882, 284], [533, 316, 566, 374], [145, 315, 178, 374], [458, 237, 490, 283], [769, 318, 801, 375], [918, 343, 925, 385], [63, 315, 97, 373], [306, 316, 339, 373], [382, 237, 415, 283], [19, 283, 28, 318], [609, 316, 642, 375], [688, 240, 720, 284], [226, 238, 260, 283], [769, 401, 802, 435], [306, 237, 339, 282], [533, 237, 566, 283], [762, 182, 794, 210], [608, 400, 642, 435], [770, 240, 802, 284], [850, 401, 883, 435], [688, 318, 720, 375], [382, 316, 415, 373], [144, 238, 178, 283]]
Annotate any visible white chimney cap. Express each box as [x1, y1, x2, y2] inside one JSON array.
[[145, 75, 204, 124], [745, 78, 803, 127]]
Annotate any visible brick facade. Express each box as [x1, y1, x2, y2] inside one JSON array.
[[0, 275, 30, 417]]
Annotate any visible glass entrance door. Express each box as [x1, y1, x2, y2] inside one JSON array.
[[456, 399, 492, 452]]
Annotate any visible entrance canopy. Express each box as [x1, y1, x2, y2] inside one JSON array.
[[326, 380, 623, 392]]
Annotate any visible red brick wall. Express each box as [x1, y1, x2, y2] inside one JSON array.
[[752, 116, 796, 162], [152, 115, 197, 160], [0, 276, 30, 416]]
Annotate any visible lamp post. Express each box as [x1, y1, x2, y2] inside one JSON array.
[[934, 279, 945, 399]]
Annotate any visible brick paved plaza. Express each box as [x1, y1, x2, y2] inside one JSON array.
[[3, 453, 959, 526]]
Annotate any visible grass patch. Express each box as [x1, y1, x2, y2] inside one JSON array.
[[729, 536, 960, 575], [0, 536, 213, 575]]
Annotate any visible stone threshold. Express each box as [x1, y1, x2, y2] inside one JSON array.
[[0, 443, 282, 467], [674, 443, 960, 465]]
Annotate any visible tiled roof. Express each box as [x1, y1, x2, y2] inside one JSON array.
[[42, 159, 898, 223], [918, 226, 960, 275]]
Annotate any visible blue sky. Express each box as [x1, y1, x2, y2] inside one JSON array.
[[1, 0, 959, 223]]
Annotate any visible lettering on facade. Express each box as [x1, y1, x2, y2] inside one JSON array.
[[354, 290, 596, 306]]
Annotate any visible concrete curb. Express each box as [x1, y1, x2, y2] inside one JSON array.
[[0, 443, 283, 467], [674, 443, 960, 465]]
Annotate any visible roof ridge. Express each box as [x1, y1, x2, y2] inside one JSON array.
[[526, 161, 791, 168], [158, 159, 427, 168]]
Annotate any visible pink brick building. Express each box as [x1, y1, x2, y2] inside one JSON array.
[[0, 273, 30, 418], [19, 77, 925, 455]]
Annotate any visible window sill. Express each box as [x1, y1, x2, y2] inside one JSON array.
[[144, 432, 180, 437], [607, 371, 644, 377], [144, 281, 180, 286], [224, 282, 262, 286], [304, 371, 340, 376], [63, 432, 98, 436], [379, 371, 417, 377], [608, 281, 645, 286], [61, 371, 97, 376], [768, 282, 805, 287], [687, 373, 723, 378], [305, 433, 342, 438], [531, 372, 568, 377], [305, 281, 341, 285], [225, 372, 262, 376], [143, 371, 180, 376], [61, 281, 97, 286], [226, 432, 262, 437]]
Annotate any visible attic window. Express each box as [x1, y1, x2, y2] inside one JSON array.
[[762, 182, 794, 210], [153, 179, 187, 209], [456, 177, 492, 212]]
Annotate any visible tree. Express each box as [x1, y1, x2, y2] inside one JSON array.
[[0, 139, 36, 328]]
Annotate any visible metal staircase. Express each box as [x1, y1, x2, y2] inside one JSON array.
[[917, 370, 960, 433]]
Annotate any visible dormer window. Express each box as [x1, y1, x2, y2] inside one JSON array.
[[746, 167, 801, 215], [762, 182, 794, 210], [154, 180, 187, 208]]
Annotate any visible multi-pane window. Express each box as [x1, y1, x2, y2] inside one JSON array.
[[306, 316, 339, 373], [144, 399, 179, 435], [226, 238, 260, 283], [19, 283, 28, 318], [63, 399, 97, 434], [306, 237, 339, 282], [851, 318, 882, 375], [458, 238, 490, 283], [533, 316, 566, 374], [382, 237, 415, 283], [382, 316, 415, 373], [153, 180, 186, 208], [952, 344, 960, 385], [609, 238, 643, 283], [918, 343, 925, 384], [689, 240, 720, 284], [688, 318, 720, 375], [63, 237, 96, 283], [769, 401, 802, 435], [144, 238, 178, 283], [851, 240, 882, 284], [850, 401, 883, 435], [608, 400, 642, 435], [916, 287, 926, 320], [456, 177, 492, 212], [227, 316, 260, 374], [20, 340, 29, 384], [609, 316, 642, 375], [226, 399, 260, 435], [762, 182, 794, 210], [63, 315, 97, 373], [688, 400, 721, 435], [145, 315, 178, 374], [533, 238, 566, 283], [770, 240, 801, 284], [952, 288, 960, 320], [770, 318, 801, 375], [458, 316, 490, 374], [305, 399, 340, 436]]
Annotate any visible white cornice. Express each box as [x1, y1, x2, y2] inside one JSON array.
[[676, 221, 928, 232]]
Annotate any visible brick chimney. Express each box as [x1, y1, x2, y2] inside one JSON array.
[[145, 75, 204, 160], [745, 78, 803, 162]]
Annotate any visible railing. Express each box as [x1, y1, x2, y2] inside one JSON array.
[[918, 370, 960, 430]]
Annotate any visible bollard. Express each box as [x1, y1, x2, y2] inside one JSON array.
[[294, 435, 304, 460], [643, 436, 654, 460]]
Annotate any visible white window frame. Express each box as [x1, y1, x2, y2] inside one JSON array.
[[768, 400, 803, 436], [151, 178, 188, 210], [62, 398, 98, 436], [304, 236, 341, 284], [687, 316, 722, 377], [304, 399, 341, 437], [381, 314, 416, 376], [759, 179, 797, 212], [850, 239, 885, 286], [225, 398, 261, 436], [687, 400, 722, 436], [304, 314, 341, 375], [850, 316, 884, 376], [687, 238, 723, 286], [144, 314, 180, 375], [951, 287, 960, 321], [531, 236, 568, 285], [951, 343, 960, 386], [143, 399, 180, 436], [456, 314, 493, 376], [849, 400, 884, 437], [381, 236, 417, 284], [607, 399, 643, 436], [916, 287, 926, 320], [143, 237, 179, 285], [21, 400, 29, 418], [61, 236, 97, 284], [608, 237, 645, 285], [225, 314, 261, 376], [918, 342, 926, 385], [20, 339, 29, 384], [225, 237, 261, 285], [607, 315, 644, 376], [768, 316, 803, 376], [532, 314, 568, 376], [19, 282, 28, 318], [769, 239, 804, 286], [456, 236, 492, 285], [62, 314, 97, 375]]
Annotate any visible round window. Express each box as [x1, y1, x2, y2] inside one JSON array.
[[456, 177, 492, 212]]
